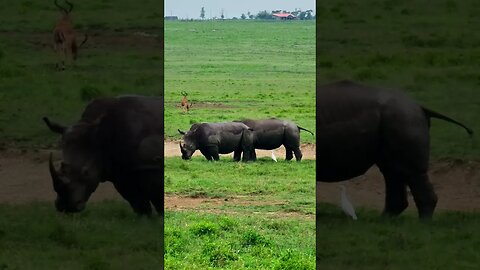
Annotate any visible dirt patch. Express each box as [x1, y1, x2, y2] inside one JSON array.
[[1, 150, 479, 213], [0, 149, 120, 204], [165, 140, 316, 160], [165, 195, 286, 209], [166, 101, 236, 109], [317, 160, 480, 212], [165, 195, 312, 219], [165, 196, 225, 210]]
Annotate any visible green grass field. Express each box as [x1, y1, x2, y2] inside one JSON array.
[[164, 19, 316, 269], [165, 157, 315, 269], [317, 203, 480, 270], [164, 20, 315, 143], [318, 0, 480, 159], [165, 212, 314, 270], [0, 201, 162, 269]]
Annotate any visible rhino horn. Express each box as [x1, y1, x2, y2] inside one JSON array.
[[49, 153, 69, 186], [178, 141, 184, 150], [178, 129, 186, 135]]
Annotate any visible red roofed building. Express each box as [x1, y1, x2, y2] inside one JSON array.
[[272, 13, 296, 20]]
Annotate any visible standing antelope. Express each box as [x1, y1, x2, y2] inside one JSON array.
[[53, 0, 87, 70], [181, 91, 191, 112]]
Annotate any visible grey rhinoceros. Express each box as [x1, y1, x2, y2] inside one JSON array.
[[178, 122, 254, 161], [44, 95, 163, 216], [317, 80, 473, 219], [236, 118, 314, 161]]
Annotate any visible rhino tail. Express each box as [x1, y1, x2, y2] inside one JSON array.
[[297, 126, 314, 136], [422, 107, 473, 136]]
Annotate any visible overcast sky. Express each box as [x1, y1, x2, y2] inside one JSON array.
[[165, 0, 315, 19]]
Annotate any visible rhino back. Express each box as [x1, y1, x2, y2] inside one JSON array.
[[241, 119, 291, 149], [316, 81, 388, 180], [316, 80, 429, 181], [197, 122, 247, 153], [95, 96, 164, 173]]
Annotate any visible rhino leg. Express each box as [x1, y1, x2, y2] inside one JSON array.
[[206, 145, 219, 161], [285, 147, 294, 161], [407, 173, 438, 219], [233, 150, 241, 162], [200, 149, 213, 161], [113, 178, 153, 216], [242, 150, 253, 162], [293, 148, 303, 162], [250, 150, 257, 161], [381, 172, 409, 216], [137, 169, 164, 217]]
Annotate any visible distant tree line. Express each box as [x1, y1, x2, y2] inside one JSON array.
[[195, 7, 315, 20], [242, 9, 315, 20]]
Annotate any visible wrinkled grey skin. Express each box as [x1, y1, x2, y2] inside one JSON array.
[[178, 122, 254, 161], [44, 96, 164, 216], [236, 118, 314, 161], [317, 80, 473, 219]]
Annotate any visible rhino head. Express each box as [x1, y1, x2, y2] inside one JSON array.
[[44, 117, 103, 213], [178, 129, 196, 160]]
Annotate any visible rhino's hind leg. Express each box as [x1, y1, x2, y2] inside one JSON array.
[[241, 149, 254, 162], [381, 172, 409, 216], [293, 148, 303, 162], [407, 173, 438, 219], [136, 169, 164, 217], [285, 148, 294, 161], [250, 150, 257, 161]]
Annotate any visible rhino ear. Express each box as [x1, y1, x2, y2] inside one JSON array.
[[178, 129, 185, 135], [43, 117, 66, 134]]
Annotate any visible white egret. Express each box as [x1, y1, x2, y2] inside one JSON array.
[[271, 150, 277, 162], [340, 185, 357, 220]]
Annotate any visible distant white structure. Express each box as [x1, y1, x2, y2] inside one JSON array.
[[340, 185, 357, 220], [271, 150, 277, 162]]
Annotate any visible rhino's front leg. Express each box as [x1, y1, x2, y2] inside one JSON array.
[[200, 149, 213, 161], [206, 145, 220, 161], [113, 177, 152, 216]]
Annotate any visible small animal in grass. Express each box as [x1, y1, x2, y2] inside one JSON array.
[[53, 0, 88, 70], [340, 185, 357, 220], [181, 91, 191, 112]]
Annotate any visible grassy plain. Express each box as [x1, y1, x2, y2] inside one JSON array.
[[0, 201, 162, 269], [318, 0, 480, 159], [165, 212, 314, 270], [317, 1, 480, 269], [317, 203, 480, 270], [0, 1, 163, 268], [0, 0, 163, 148], [164, 157, 316, 269], [164, 20, 315, 143], [164, 19, 315, 269]]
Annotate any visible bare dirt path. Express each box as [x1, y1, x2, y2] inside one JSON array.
[[1, 149, 479, 212], [165, 140, 316, 159], [317, 160, 480, 212]]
